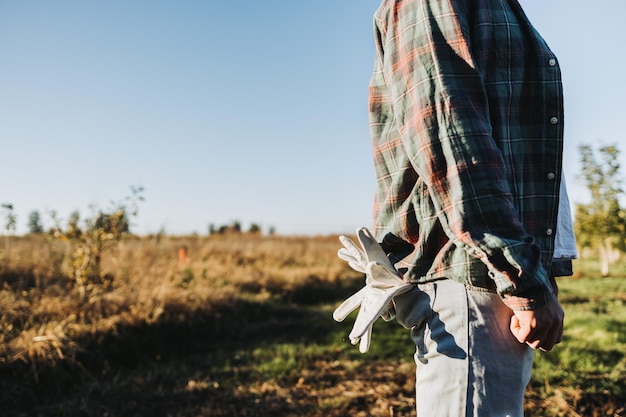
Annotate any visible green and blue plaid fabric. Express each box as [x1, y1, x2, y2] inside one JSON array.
[[369, 0, 568, 309]]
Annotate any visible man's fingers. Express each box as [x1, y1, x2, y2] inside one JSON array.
[[526, 339, 541, 349], [509, 300, 565, 351], [509, 314, 531, 344]]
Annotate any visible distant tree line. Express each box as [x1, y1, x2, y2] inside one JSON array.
[[21, 209, 131, 237], [208, 221, 275, 236], [8, 210, 276, 238]]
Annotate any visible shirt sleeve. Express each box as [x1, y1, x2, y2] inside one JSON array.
[[375, 0, 554, 309]]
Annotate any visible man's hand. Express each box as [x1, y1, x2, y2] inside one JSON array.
[[509, 296, 564, 351]]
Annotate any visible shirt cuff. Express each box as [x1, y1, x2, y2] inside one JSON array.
[[500, 283, 555, 311]]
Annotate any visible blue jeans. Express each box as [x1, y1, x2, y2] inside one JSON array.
[[394, 279, 534, 417]]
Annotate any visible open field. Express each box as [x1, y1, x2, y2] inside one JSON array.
[[1, 234, 625, 416]]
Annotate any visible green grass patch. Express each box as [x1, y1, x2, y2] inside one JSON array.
[[530, 275, 626, 414]]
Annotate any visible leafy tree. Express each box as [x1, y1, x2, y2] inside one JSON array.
[[27, 210, 44, 234], [574, 143, 626, 276], [1, 203, 16, 267], [95, 211, 129, 235], [1, 203, 16, 235], [248, 223, 262, 234], [66, 210, 82, 238], [50, 186, 145, 295], [215, 221, 243, 234]]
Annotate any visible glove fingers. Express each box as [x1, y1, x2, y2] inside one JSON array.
[[349, 296, 392, 338], [348, 283, 414, 338], [337, 248, 367, 273], [349, 287, 388, 336], [332, 288, 366, 322], [337, 247, 354, 262], [339, 235, 366, 265], [356, 228, 395, 270], [359, 325, 372, 353], [349, 324, 372, 353]]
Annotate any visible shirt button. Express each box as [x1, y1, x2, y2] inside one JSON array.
[[546, 228, 553, 236], [547, 172, 556, 180], [549, 58, 557, 67], [550, 117, 559, 125]]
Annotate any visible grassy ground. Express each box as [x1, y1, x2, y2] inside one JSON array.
[[1, 234, 625, 416]]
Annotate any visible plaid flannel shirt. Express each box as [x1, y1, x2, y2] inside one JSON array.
[[369, 0, 571, 310]]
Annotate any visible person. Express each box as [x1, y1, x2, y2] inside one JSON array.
[[335, 0, 578, 416]]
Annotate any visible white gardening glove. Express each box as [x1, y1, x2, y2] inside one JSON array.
[[333, 227, 414, 353]]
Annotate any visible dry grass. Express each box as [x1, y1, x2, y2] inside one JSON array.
[[1, 234, 624, 417], [1, 233, 382, 416], [1, 233, 346, 361]]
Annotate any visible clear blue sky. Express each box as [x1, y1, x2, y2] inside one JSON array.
[[1, 1, 624, 236]]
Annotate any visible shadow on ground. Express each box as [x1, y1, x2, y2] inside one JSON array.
[[2, 275, 413, 417]]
